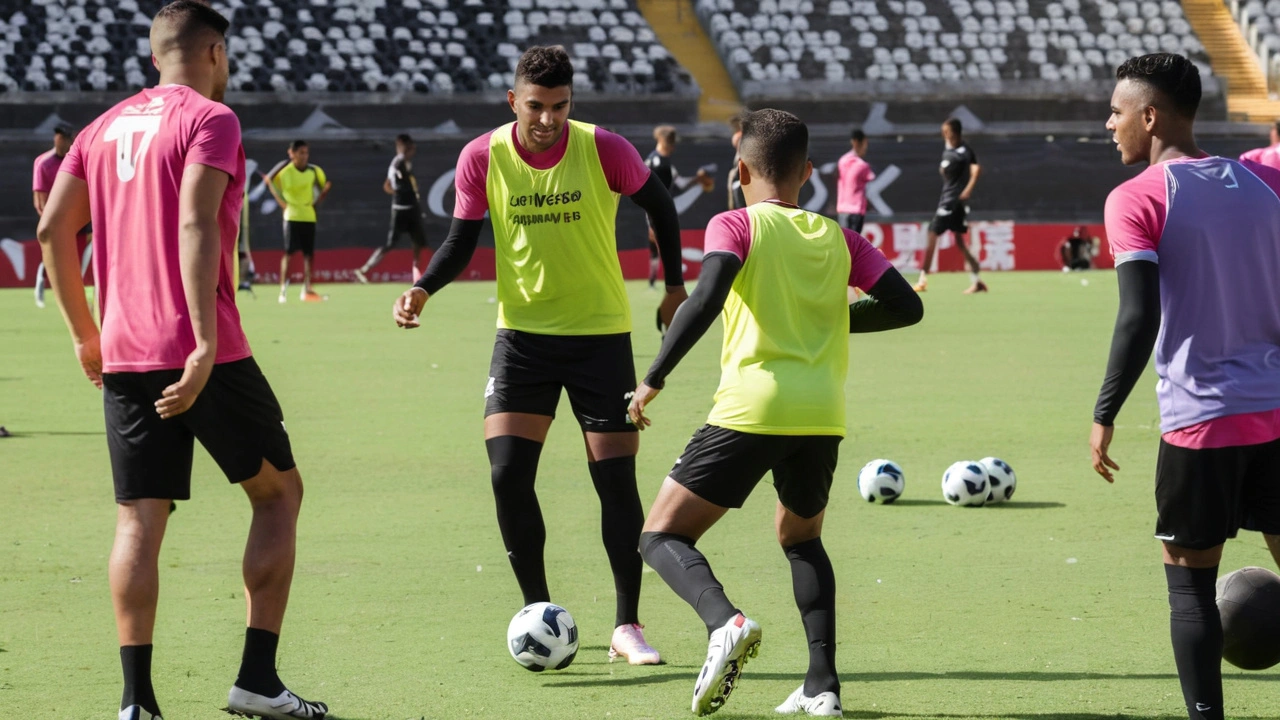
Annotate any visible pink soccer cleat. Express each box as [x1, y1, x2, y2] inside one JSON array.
[[609, 623, 661, 665]]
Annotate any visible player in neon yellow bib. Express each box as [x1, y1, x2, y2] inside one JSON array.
[[627, 109, 923, 716], [393, 46, 688, 666]]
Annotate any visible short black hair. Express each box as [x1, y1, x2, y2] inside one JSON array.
[[738, 108, 809, 184], [53, 124, 73, 138], [290, 139, 308, 152], [515, 46, 573, 89], [1272, 119, 1280, 135], [728, 112, 745, 133], [654, 125, 677, 145], [850, 128, 866, 142], [1116, 53, 1201, 119], [152, 0, 230, 55], [944, 117, 962, 136], [396, 133, 413, 145]]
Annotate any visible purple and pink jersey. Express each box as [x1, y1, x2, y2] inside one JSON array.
[[1106, 155, 1280, 449], [1240, 144, 1280, 172], [61, 84, 250, 373], [704, 205, 893, 290], [32, 148, 63, 193], [452, 123, 650, 219], [836, 151, 875, 215]]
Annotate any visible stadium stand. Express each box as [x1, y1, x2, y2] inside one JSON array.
[[1232, 0, 1280, 95], [0, 0, 695, 95]]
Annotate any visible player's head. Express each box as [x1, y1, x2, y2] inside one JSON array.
[[850, 127, 868, 155], [288, 139, 309, 167], [1108, 53, 1201, 165], [150, 0, 231, 102], [737, 108, 812, 196], [396, 133, 415, 158], [1271, 119, 1280, 145], [729, 112, 745, 151], [941, 118, 962, 146], [508, 46, 573, 154], [654, 125, 678, 154], [53, 124, 73, 155]]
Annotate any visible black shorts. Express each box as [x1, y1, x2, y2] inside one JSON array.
[[386, 207, 428, 250], [485, 329, 637, 433], [669, 425, 841, 518], [283, 220, 316, 257], [103, 357, 296, 502], [1154, 437, 1280, 550], [837, 213, 865, 234], [929, 203, 968, 235]]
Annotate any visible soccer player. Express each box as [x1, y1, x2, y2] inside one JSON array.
[[628, 109, 923, 717], [266, 140, 330, 303], [646, 125, 712, 288], [836, 128, 875, 234], [1239, 118, 1280, 170], [35, 3, 326, 719], [354, 134, 430, 283], [238, 186, 256, 293], [914, 117, 984, 294], [726, 113, 745, 211], [1090, 53, 1280, 720], [32, 124, 91, 308], [1058, 225, 1098, 271], [392, 46, 687, 665]]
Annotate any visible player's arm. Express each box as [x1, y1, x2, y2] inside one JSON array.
[[847, 268, 923, 332], [264, 160, 289, 208], [630, 171, 688, 323], [959, 163, 981, 201], [383, 178, 394, 195], [36, 172, 98, 386], [314, 168, 332, 207], [33, 190, 48, 215]]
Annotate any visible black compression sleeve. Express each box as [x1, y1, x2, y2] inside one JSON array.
[[630, 171, 685, 287], [643, 252, 741, 389], [848, 268, 924, 333], [1094, 260, 1161, 426], [412, 217, 483, 295]]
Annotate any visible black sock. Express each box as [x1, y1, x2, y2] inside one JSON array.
[[487, 436, 550, 605], [639, 531, 738, 635], [120, 644, 160, 715], [786, 538, 839, 697], [1166, 564, 1224, 720], [235, 627, 286, 697], [588, 456, 644, 626]]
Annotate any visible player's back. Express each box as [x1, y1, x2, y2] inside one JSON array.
[[67, 83, 249, 372]]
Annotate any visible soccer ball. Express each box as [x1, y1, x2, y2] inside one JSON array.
[[1217, 566, 1280, 670], [507, 602, 579, 672], [858, 459, 905, 504], [941, 461, 988, 506], [980, 457, 1016, 504]]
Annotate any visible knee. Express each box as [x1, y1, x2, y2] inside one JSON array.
[[487, 436, 543, 493], [245, 464, 303, 514]]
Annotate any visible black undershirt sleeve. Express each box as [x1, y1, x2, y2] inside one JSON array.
[[412, 217, 484, 295], [848, 267, 925, 333], [642, 252, 742, 389], [630, 171, 685, 287], [1094, 260, 1161, 426]]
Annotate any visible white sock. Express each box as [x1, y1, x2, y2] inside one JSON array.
[[918, 270, 927, 282], [970, 273, 981, 284]]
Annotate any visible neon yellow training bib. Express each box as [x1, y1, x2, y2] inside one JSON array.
[[486, 121, 630, 335], [707, 203, 851, 436]]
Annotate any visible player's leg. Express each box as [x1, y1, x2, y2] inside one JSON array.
[[34, 262, 46, 307], [956, 228, 987, 294], [916, 228, 939, 292], [1268, 534, 1280, 567], [851, 214, 865, 234], [112, 499, 172, 720], [300, 223, 319, 301], [648, 227, 659, 289], [408, 210, 429, 282], [1163, 542, 1226, 720], [357, 210, 398, 281], [279, 222, 292, 302]]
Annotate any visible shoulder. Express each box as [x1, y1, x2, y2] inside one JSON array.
[[704, 208, 753, 261], [1240, 158, 1280, 199], [593, 125, 637, 151], [459, 131, 495, 163], [1106, 164, 1165, 208]]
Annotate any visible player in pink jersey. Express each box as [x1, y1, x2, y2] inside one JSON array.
[[1092, 53, 1280, 720], [1239, 118, 1280, 171], [35, 3, 326, 719], [835, 127, 875, 234], [31, 124, 92, 309]]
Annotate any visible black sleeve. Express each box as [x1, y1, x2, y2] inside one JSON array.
[[848, 267, 924, 333], [1093, 260, 1161, 426], [629, 171, 685, 287], [412, 217, 484, 295], [642, 252, 742, 389]]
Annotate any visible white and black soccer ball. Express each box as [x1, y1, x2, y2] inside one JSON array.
[[980, 457, 1016, 504], [858, 459, 905, 504], [507, 602, 579, 672], [941, 461, 988, 507]]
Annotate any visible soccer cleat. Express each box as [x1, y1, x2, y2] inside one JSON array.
[[119, 705, 161, 720], [277, 291, 287, 304], [962, 280, 989, 294], [300, 290, 326, 303], [609, 623, 661, 665], [692, 613, 761, 716], [775, 686, 843, 717], [912, 279, 927, 292], [226, 686, 328, 719], [35, 287, 45, 308], [353, 268, 369, 284]]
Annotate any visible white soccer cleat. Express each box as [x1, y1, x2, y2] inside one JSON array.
[[226, 686, 328, 719], [118, 705, 161, 720], [609, 623, 661, 665], [775, 685, 843, 716], [692, 613, 761, 716], [277, 291, 287, 304]]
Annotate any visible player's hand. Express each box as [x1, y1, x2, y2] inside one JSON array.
[[75, 334, 103, 389], [394, 287, 429, 328], [156, 345, 214, 419], [1090, 422, 1119, 483], [659, 285, 688, 328], [628, 383, 661, 430], [959, 189, 973, 201]]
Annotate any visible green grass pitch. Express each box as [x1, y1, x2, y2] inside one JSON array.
[[2, 272, 1277, 719]]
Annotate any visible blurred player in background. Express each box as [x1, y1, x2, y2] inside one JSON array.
[[36, 3, 327, 718], [1091, 53, 1280, 720], [915, 117, 984, 294], [354, 133, 430, 283], [836, 128, 874, 234], [32, 124, 91, 308], [266, 140, 331, 303], [1239, 119, 1280, 170], [1059, 225, 1099, 271], [646, 125, 713, 288], [238, 186, 255, 293], [726, 113, 745, 210]]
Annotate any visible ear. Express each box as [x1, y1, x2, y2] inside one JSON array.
[[738, 159, 751, 187], [507, 89, 517, 115], [1143, 104, 1158, 132], [151, 53, 159, 71], [801, 160, 814, 185]]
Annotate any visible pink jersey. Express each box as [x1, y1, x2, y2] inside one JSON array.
[[836, 151, 875, 215], [452, 122, 650, 220], [1106, 155, 1280, 449], [1240, 143, 1280, 171], [704, 205, 892, 290], [32, 148, 64, 193], [61, 84, 250, 373]]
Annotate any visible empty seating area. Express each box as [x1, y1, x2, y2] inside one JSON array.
[[696, 0, 1211, 87], [1238, 0, 1280, 56], [0, 0, 693, 94]]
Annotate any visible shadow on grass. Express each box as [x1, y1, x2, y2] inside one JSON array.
[[3, 430, 106, 437], [886, 499, 951, 507], [841, 714, 1271, 720], [546, 669, 1278, 689], [985, 501, 1068, 510]]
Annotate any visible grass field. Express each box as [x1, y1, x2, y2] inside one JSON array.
[[2, 272, 1278, 720]]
